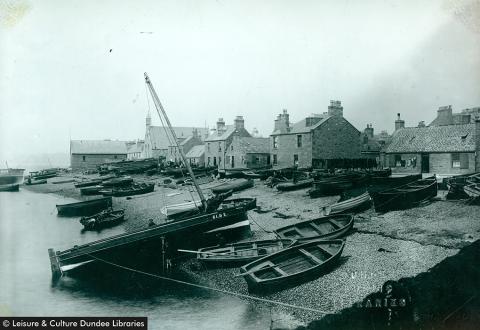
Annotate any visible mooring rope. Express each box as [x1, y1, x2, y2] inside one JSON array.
[[86, 253, 334, 315]]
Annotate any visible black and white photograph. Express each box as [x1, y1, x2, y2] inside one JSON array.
[[1, 1, 479, 329]]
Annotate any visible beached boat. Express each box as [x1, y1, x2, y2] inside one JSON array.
[[24, 178, 47, 185], [371, 176, 437, 212], [74, 179, 103, 188], [211, 179, 254, 194], [368, 173, 422, 193], [323, 192, 372, 215], [239, 239, 345, 292], [80, 185, 104, 195], [56, 197, 113, 216], [308, 179, 353, 198], [367, 168, 392, 178], [52, 178, 77, 184], [100, 183, 154, 197], [274, 214, 354, 242], [195, 239, 295, 264], [276, 179, 314, 192], [0, 168, 25, 191], [464, 183, 480, 198], [101, 176, 133, 187], [29, 168, 58, 180], [242, 171, 262, 179], [80, 209, 125, 230]]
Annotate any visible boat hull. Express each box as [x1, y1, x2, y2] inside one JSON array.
[[211, 179, 254, 194], [56, 197, 113, 216], [240, 239, 345, 293], [276, 179, 313, 192], [0, 183, 20, 192], [326, 192, 372, 215]]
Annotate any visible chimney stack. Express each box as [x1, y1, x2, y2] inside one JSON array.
[[234, 116, 245, 130], [216, 118, 226, 136], [395, 113, 405, 131], [327, 100, 343, 117], [364, 124, 374, 138], [274, 109, 290, 133], [436, 105, 453, 126]]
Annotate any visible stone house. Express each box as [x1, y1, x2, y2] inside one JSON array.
[[270, 101, 361, 169], [185, 145, 205, 167], [70, 140, 128, 170], [204, 116, 251, 171], [166, 129, 204, 164], [126, 140, 144, 160], [224, 136, 270, 170], [429, 105, 480, 126], [382, 113, 480, 176], [143, 112, 208, 159]]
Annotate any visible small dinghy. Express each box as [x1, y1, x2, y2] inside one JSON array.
[[239, 239, 345, 292], [220, 197, 257, 211], [194, 239, 295, 264], [371, 176, 437, 212], [211, 179, 254, 194], [56, 197, 112, 216], [274, 214, 354, 242], [323, 192, 372, 215], [80, 208, 125, 230], [276, 179, 314, 192]]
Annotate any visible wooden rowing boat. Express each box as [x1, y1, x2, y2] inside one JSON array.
[[196, 238, 295, 264], [239, 239, 345, 292], [371, 176, 437, 212], [24, 178, 47, 185], [276, 179, 314, 192], [464, 183, 480, 198], [56, 197, 113, 216], [100, 183, 154, 197], [368, 173, 422, 193], [220, 197, 257, 211], [274, 214, 354, 241], [101, 176, 133, 187], [74, 179, 103, 188], [80, 185, 104, 195], [323, 192, 372, 215], [211, 179, 254, 194], [80, 209, 125, 230]]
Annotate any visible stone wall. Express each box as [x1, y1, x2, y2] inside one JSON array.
[[71, 154, 127, 170]]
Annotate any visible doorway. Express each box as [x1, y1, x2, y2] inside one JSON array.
[[421, 153, 429, 173]]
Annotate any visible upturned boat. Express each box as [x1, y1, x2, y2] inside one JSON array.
[[323, 192, 372, 215], [239, 239, 345, 292], [195, 238, 295, 264], [371, 176, 437, 212], [101, 176, 134, 187], [56, 197, 113, 216], [276, 179, 314, 192], [211, 179, 254, 194], [274, 214, 354, 242], [80, 209, 125, 230]]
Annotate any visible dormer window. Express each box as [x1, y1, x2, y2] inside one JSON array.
[[273, 136, 278, 149]]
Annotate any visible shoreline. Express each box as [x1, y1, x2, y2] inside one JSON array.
[[21, 172, 480, 328]]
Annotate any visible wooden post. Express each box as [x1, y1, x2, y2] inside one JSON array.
[[161, 236, 165, 274], [48, 248, 63, 280]]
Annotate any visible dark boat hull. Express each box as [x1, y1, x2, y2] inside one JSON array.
[[368, 174, 422, 193], [80, 186, 104, 195], [49, 205, 249, 277], [308, 180, 353, 197], [74, 180, 102, 188], [102, 183, 155, 197], [220, 197, 257, 211], [80, 210, 125, 230], [211, 179, 254, 194], [0, 184, 20, 192], [56, 197, 113, 216], [371, 177, 438, 212], [276, 179, 313, 191]]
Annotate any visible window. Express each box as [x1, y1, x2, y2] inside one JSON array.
[[294, 154, 299, 166], [394, 155, 404, 167], [218, 142, 222, 152], [273, 136, 278, 149], [273, 154, 277, 165], [297, 135, 302, 148], [231, 145, 233, 151], [219, 156, 222, 165], [213, 157, 217, 166], [82, 156, 86, 162], [452, 153, 469, 169], [452, 153, 460, 168], [207, 157, 210, 165]]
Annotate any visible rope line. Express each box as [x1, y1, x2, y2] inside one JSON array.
[[86, 254, 334, 315]]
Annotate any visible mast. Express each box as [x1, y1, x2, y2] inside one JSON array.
[[144, 73, 207, 211]]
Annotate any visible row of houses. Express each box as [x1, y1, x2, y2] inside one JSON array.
[[70, 103, 480, 177]]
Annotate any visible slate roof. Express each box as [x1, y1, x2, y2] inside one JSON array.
[[271, 115, 331, 135], [71, 140, 128, 155], [147, 126, 208, 150], [385, 124, 476, 153], [204, 126, 251, 142], [229, 137, 270, 154], [126, 141, 144, 154], [185, 145, 205, 158]]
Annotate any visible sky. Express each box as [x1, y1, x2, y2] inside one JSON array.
[[0, 0, 479, 167]]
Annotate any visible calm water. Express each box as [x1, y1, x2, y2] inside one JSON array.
[[0, 189, 281, 330]]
